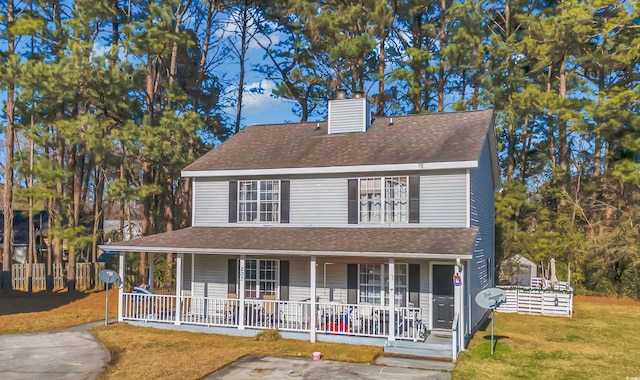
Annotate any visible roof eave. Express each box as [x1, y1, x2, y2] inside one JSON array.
[[182, 161, 479, 178], [98, 244, 473, 260]]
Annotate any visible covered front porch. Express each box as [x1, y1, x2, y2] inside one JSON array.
[[113, 253, 464, 360], [102, 226, 477, 360]]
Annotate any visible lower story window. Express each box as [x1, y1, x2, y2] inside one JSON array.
[[243, 259, 278, 299], [358, 263, 409, 306]]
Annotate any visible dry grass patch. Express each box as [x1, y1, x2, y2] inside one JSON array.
[[93, 323, 382, 380], [0, 290, 118, 334], [454, 296, 640, 379]]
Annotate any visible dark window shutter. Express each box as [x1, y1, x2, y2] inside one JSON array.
[[228, 259, 237, 295], [409, 176, 420, 223], [347, 264, 358, 304], [280, 180, 290, 223], [229, 181, 238, 223], [348, 179, 358, 224], [408, 264, 420, 307], [279, 260, 289, 301]]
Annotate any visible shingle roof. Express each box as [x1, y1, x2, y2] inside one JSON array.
[[102, 226, 478, 258], [183, 110, 494, 172]]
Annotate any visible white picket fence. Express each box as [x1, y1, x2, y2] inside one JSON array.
[[496, 286, 573, 317]]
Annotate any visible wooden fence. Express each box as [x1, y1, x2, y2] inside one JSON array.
[[11, 262, 106, 291], [496, 286, 573, 317], [11, 264, 47, 291]]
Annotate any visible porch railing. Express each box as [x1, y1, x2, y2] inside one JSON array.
[[452, 312, 460, 361], [120, 292, 428, 341], [122, 293, 177, 323]]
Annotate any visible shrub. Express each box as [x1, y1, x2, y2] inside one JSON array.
[[255, 329, 281, 342]]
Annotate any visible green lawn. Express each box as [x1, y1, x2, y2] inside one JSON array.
[[454, 295, 640, 379]]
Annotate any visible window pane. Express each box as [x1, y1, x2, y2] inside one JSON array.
[[238, 181, 258, 222], [259, 180, 280, 222], [384, 263, 408, 307], [359, 264, 382, 305], [359, 178, 382, 223], [245, 260, 257, 298], [259, 260, 278, 297], [385, 177, 408, 223]]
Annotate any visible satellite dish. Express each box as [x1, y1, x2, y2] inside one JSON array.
[[475, 287, 506, 309], [475, 287, 506, 356], [99, 269, 120, 284], [99, 269, 121, 326]]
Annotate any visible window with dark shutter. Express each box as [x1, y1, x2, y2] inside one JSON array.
[[229, 181, 238, 223], [279, 261, 289, 301], [347, 264, 358, 304], [280, 180, 290, 223], [408, 264, 420, 307], [409, 176, 420, 223], [228, 259, 237, 295], [348, 179, 358, 224]]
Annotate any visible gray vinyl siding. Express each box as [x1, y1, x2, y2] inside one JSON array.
[[420, 171, 468, 227], [328, 98, 369, 134], [290, 178, 348, 225], [193, 178, 228, 226], [289, 257, 312, 302], [192, 255, 228, 299], [469, 138, 496, 331]]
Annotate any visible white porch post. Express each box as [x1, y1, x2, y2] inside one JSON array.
[[148, 253, 154, 291], [457, 262, 465, 350], [310, 256, 317, 343], [175, 253, 183, 325], [117, 252, 125, 322], [388, 258, 395, 342], [454, 259, 463, 348], [239, 256, 246, 330]]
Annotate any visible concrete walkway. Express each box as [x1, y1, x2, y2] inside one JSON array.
[[0, 322, 110, 380], [207, 355, 452, 380], [0, 322, 454, 380]]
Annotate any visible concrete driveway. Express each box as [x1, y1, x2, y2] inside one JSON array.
[[0, 323, 110, 380], [207, 355, 452, 380]]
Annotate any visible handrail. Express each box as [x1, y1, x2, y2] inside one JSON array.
[[452, 312, 460, 361]]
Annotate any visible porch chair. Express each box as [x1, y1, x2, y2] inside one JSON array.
[[357, 302, 376, 334], [262, 294, 277, 326], [225, 294, 238, 324]]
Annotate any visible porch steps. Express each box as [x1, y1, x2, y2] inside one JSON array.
[[383, 337, 453, 360], [375, 356, 455, 373]]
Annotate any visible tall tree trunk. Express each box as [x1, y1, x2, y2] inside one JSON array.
[[519, 114, 530, 182], [164, 178, 174, 286], [437, 0, 447, 112], [547, 65, 556, 169], [558, 55, 568, 172], [2, 0, 16, 289], [234, 1, 249, 134], [92, 167, 105, 262], [377, 32, 386, 116]]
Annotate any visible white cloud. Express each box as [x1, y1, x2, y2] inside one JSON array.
[[215, 16, 281, 51], [224, 79, 297, 125], [242, 80, 288, 114]]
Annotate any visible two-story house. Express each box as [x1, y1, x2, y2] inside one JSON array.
[[102, 94, 499, 360]]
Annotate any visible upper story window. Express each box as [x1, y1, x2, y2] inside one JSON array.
[[238, 180, 280, 223], [359, 177, 408, 223]]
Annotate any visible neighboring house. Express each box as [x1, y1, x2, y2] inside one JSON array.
[[103, 220, 142, 242], [0, 210, 49, 264], [101, 94, 500, 360]]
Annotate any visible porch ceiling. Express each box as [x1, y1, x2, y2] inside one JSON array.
[[100, 226, 477, 259]]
